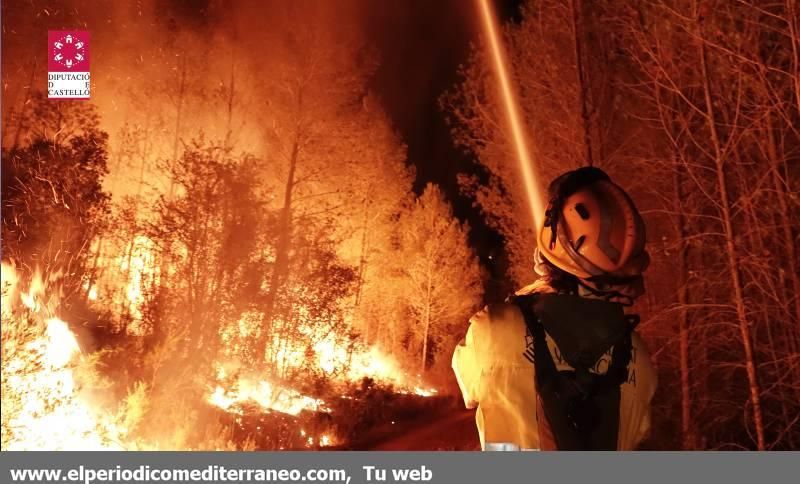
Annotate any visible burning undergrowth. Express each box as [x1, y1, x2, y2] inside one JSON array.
[[1, 264, 125, 450], [1, 259, 439, 451]]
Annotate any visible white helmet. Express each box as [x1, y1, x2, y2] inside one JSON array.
[[537, 167, 649, 281]]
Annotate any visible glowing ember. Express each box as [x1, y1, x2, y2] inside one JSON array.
[[298, 431, 335, 448], [413, 387, 438, 397]]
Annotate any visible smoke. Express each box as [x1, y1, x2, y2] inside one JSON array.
[[2, 0, 374, 199]]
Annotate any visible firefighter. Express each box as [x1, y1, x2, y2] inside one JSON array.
[[452, 167, 657, 451]]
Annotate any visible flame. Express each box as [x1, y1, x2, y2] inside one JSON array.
[[43, 318, 81, 367], [412, 387, 439, 397], [4, 230, 438, 451], [217, 311, 438, 405], [84, 235, 159, 334], [208, 330, 437, 450], [1, 263, 122, 450], [208, 346, 436, 416], [208, 378, 328, 416], [208, 344, 436, 425], [3, 255, 438, 451], [120, 235, 158, 325], [17, 267, 47, 312], [313, 338, 408, 384]]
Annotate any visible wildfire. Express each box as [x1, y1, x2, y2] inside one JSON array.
[[207, 344, 436, 416], [1, 263, 122, 450], [3, 247, 438, 451], [208, 377, 328, 416], [83, 235, 159, 334], [120, 235, 159, 327], [212, 308, 439, 418]]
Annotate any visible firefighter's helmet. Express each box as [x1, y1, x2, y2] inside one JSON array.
[[537, 167, 649, 281]]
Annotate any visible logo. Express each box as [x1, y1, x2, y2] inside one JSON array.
[[48, 31, 90, 99], [51, 33, 87, 69]]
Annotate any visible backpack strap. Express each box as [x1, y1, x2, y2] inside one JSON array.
[[603, 314, 638, 387], [514, 294, 558, 388], [513, 294, 638, 450]]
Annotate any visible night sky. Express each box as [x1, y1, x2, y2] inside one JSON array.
[[364, 0, 524, 297]]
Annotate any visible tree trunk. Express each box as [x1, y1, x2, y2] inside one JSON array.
[[674, 161, 694, 449], [765, 114, 800, 331], [354, 197, 372, 343], [259, 135, 300, 364], [421, 263, 433, 374], [169, 56, 187, 199], [570, 0, 594, 166], [224, 53, 236, 151], [354, 196, 371, 309], [764, 114, 800, 429], [787, 0, 800, 116], [10, 59, 37, 150], [739, 162, 792, 447], [696, 14, 765, 449]]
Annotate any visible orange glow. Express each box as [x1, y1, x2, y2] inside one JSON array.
[[208, 372, 328, 416], [120, 235, 158, 326], [218, 309, 437, 396], [1, 264, 122, 450], [477, 0, 545, 230], [83, 235, 159, 334], [209, 342, 436, 417]]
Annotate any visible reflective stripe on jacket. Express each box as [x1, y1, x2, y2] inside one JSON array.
[[452, 282, 657, 451]]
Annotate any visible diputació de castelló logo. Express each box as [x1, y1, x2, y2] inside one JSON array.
[[48, 31, 90, 99]]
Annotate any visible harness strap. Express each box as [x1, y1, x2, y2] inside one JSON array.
[[515, 294, 557, 386], [513, 293, 638, 450]]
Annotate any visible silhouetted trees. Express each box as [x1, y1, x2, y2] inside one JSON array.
[[446, 0, 800, 450]]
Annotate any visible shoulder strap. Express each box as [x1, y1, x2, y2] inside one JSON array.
[[604, 314, 638, 387], [513, 294, 558, 387], [513, 293, 639, 450]]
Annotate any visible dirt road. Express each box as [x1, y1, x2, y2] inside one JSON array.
[[361, 408, 479, 451]]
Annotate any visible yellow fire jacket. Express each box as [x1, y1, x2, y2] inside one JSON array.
[[452, 282, 657, 451]]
